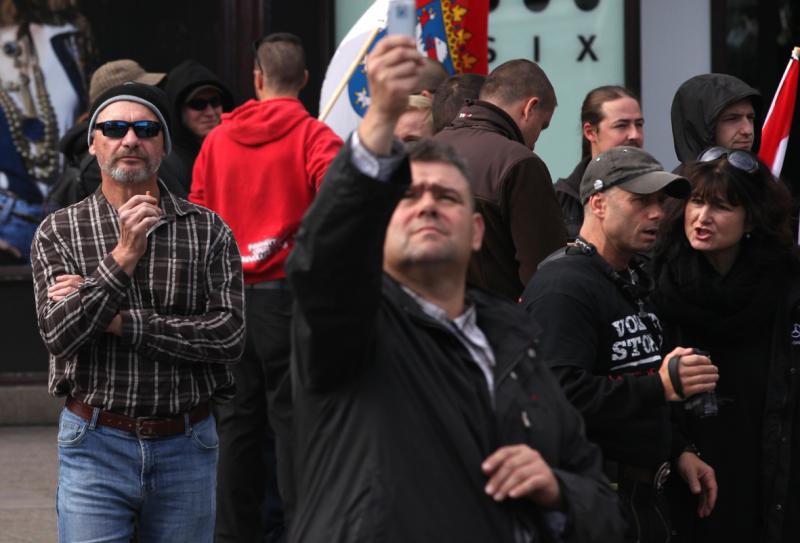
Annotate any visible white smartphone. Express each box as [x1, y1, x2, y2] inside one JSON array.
[[386, 0, 416, 37]]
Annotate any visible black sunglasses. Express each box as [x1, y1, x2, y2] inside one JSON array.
[[697, 146, 758, 173], [95, 120, 162, 139], [185, 96, 222, 111]]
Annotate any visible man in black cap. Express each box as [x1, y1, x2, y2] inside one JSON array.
[[30, 82, 245, 543], [521, 147, 720, 543]]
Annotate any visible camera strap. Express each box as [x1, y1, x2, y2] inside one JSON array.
[[572, 236, 663, 349]]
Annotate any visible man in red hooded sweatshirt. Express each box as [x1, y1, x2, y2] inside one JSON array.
[[190, 32, 342, 543]]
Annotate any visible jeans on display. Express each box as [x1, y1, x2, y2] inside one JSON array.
[[56, 406, 218, 543]]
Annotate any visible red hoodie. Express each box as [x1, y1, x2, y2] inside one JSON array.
[[191, 97, 342, 284]]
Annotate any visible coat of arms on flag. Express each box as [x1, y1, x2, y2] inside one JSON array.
[[320, 0, 488, 138]]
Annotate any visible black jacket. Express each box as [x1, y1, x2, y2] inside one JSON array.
[[286, 141, 624, 543], [49, 119, 101, 208], [553, 156, 589, 241], [670, 73, 761, 164], [435, 100, 567, 300], [654, 249, 800, 543], [161, 60, 233, 197]]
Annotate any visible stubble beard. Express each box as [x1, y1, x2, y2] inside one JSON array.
[[99, 153, 161, 183]]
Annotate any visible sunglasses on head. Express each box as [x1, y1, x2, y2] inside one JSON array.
[[95, 120, 162, 139], [697, 146, 758, 173], [185, 96, 222, 111]]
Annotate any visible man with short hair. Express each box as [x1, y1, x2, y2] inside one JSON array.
[[287, 34, 624, 543], [671, 73, 760, 167], [434, 59, 566, 300], [31, 82, 245, 543], [521, 146, 719, 543], [555, 85, 644, 239], [190, 31, 342, 542], [413, 56, 449, 97]]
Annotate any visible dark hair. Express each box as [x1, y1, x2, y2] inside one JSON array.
[[431, 73, 485, 133], [254, 32, 306, 92], [580, 85, 640, 158], [415, 57, 449, 95], [479, 59, 556, 111], [655, 155, 798, 269], [406, 138, 471, 186]]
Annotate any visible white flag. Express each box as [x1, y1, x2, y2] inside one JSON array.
[[319, 0, 389, 139]]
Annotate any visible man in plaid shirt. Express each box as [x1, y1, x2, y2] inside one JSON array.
[[30, 82, 245, 543]]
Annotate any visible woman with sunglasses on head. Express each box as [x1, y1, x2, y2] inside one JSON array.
[[160, 60, 233, 198], [652, 147, 800, 543]]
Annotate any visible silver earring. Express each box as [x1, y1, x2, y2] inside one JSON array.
[[745, 232, 752, 240]]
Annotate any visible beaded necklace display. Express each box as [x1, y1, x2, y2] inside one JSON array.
[[0, 32, 58, 181]]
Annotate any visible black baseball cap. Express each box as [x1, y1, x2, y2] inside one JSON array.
[[580, 146, 690, 204]]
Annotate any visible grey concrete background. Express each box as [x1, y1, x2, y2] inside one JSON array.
[[0, 425, 57, 542], [0, 386, 61, 426]]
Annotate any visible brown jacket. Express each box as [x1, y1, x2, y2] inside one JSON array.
[[435, 100, 567, 300]]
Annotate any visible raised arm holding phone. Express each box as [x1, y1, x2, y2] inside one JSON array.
[[285, 35, 624, 543]]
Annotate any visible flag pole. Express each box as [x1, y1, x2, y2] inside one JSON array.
[[319, 26, 383, 123]]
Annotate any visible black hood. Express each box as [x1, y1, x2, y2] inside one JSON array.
[[57, 119, 89, 163], [164, 60, 234, 151], [670, 73, 761, 163]]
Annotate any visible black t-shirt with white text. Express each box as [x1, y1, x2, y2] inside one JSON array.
[[521, 251, 670, 468]]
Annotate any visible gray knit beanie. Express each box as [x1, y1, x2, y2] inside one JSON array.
[[87, 82, 172, 155]]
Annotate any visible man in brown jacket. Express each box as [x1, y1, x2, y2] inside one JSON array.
[[434, 59, 567, 300]]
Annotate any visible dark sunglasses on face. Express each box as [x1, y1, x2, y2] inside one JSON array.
[[697, 146, 758, 173], [185, 96, 222, 111], [95, 120, 162, 139]]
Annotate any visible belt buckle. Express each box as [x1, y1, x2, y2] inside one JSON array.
[[653, 461, 671, 491], [134, 417, 160, 439]]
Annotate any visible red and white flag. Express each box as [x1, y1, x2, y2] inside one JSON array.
[[758, 47, 799, 177]]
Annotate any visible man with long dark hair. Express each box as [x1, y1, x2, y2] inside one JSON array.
[[554, 85, 644, 239]]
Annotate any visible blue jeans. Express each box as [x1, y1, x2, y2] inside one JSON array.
[[56, 406, 218, 543]]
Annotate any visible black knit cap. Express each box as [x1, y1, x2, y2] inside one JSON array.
[[87, 81, 172, 154]]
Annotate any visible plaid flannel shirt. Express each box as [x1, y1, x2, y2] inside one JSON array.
[[31, 184, 245, 417]]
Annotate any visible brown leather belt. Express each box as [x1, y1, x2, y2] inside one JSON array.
[[65, 397, 210, 439]]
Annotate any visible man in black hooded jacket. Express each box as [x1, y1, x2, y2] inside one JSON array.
[[161, 60, 233, 197], [671, 73, 760, 168], [285, 34, 624, 543]]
